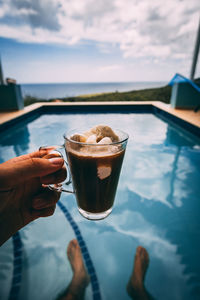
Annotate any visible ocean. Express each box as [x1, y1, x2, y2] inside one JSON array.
[[21, 81, 167, 99]]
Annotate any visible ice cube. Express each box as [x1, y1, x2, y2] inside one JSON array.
[[70, 134, 87, 143], [98, 137, 112, 144], [97, 166, 112, 179], [90, 125, 119, 142], [86, 134, 97, 143]]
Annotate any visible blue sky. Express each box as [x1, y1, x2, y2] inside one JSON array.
[[0, 0, 199, 83]]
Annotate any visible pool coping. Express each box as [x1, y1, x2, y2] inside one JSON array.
[[0, 101, 200, 136]]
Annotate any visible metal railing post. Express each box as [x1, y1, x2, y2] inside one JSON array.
[[190, 16, 200, 80]]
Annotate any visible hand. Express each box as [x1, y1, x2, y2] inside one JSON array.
[[0, 149, 66, 246]]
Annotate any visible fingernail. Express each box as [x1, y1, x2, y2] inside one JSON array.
[[48, 157, 64, 165]]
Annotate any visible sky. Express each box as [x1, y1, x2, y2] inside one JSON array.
[[0, 0, 199, 83]]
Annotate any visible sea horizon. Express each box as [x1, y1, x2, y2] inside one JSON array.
[[21, 81, 168, 99]]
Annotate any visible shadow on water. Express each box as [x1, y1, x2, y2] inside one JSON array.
[[2, 126, 30, 156], [0, 125, 30, 162], [123, 124, 200, 299], [0, 112, 40, 146], [164, 126, 200, 299], [165, 126, 196, 204], [0, 113, 40, 161]]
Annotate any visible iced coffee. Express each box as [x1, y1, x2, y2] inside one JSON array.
[[65, 125, 128, 220]]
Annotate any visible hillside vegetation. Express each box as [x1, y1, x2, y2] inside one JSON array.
[[24, 78, 200, 107]]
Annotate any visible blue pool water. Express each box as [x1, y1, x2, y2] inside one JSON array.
[[0, 111, 200, 300]]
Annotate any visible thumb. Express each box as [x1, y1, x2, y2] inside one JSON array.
[[0, 156, 64, 189]]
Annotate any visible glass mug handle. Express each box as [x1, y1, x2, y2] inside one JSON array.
[[39, 145, 74, 193]]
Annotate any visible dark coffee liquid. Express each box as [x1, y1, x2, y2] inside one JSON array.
[[67, 148, 125, 214]]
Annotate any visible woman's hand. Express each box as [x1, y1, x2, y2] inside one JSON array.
[[0, 149, 66, 246]]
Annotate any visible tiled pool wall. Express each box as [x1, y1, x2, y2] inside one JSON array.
[[9, 232, 23, 300]]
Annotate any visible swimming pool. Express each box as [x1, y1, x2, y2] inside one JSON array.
[[0, 106, 200, 300]]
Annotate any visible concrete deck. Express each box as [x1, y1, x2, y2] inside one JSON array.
[[0, 101, 200, 128]]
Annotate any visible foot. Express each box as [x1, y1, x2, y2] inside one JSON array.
[[67, 239, 90, 295], [127, 246, 149, 299]]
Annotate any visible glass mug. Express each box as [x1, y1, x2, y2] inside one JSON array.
[[41, 128, 129, 220]]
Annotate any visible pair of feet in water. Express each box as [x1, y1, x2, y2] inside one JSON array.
[[59, 239, 150, 300]]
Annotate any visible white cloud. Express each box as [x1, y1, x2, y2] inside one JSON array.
[[0, 0, 199, 62]]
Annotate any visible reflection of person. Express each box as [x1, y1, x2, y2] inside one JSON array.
[[58, 241, 152, 300], [0, 149, 66, 246]]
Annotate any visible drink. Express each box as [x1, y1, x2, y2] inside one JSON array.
[[66, 146, 125, 215], [46, 125, 128, 220]]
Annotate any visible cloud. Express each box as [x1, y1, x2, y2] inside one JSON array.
[[0, 0, 199, 61], [0, 0, 61, 31]]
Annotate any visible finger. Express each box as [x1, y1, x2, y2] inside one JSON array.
[[5, 149, 49, 164], [0, 155, 64, 189], [26, 148, 58, 159], [32, 189, 60, 210], [40, 166, 67, 185], [2, 147, 60, 166], [31, 204, 57, 219]]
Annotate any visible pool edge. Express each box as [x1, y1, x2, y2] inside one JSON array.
[[0, 101, 199, 136]]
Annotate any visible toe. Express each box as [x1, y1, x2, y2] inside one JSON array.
[[71, 239, 78, 247], [67, 239, 76, 257], [136, 246, 143, 256]]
